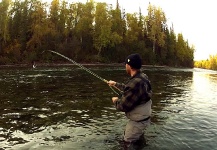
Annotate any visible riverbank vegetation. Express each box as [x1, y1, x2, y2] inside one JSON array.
[[0, 0, 194, 67], [194, 54, 217, 70]]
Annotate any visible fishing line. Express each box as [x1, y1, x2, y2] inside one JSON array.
[[43, 50, 122, 95]]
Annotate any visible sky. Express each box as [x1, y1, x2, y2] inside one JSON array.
[[45, 0, 217, 60]]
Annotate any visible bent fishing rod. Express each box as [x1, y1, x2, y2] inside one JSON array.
[[43, 50, 122, 95]]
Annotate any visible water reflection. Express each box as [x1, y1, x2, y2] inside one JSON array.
[[147, 68, 217, 150], [149, 69, 193, 125], [0, 66, 217, 149]]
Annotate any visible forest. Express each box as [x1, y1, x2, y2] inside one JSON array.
[[194, 55, 217, 70], [0, 0, 194, 67]]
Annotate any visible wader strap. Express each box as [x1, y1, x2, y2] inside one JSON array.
[[136, 116, 150, 122]]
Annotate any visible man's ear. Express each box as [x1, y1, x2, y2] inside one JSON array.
[[126, 63, 131, 69]]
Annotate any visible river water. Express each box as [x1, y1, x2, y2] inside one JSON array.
[[0, 66, 217, 150]]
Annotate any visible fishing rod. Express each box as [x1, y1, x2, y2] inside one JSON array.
[[43, 50, 122, 95]]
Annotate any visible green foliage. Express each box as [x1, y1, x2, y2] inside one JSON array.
[[94, 2, 113, 56], [0, 0, 194, 68], [0, 0, 11, 54], [144, 4, 168, 64], [27, 1, 48, 52]]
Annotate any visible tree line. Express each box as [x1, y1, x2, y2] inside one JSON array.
[[0, 0, 194, 67], [194, 54, 217, 70]]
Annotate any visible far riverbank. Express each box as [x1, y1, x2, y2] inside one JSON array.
[[0, 63, 168, 69]]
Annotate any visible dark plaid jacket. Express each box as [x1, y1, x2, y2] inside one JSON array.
[[115, 71, 152, 112]]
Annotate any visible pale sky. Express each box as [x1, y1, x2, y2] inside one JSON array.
[[45, 0, 217, 60]]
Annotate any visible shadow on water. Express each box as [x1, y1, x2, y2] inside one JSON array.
[[0, 66, 217, 149]]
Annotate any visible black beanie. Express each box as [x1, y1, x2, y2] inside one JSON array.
[[125, 53, 142, 69]]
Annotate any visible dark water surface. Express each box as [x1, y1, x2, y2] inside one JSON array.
[[0, 66, 217, 150]]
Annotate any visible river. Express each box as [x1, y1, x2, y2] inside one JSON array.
[[0, 66, 217, 150]]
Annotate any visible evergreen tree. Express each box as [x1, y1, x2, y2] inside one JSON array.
[[145, 3, 167, 64]]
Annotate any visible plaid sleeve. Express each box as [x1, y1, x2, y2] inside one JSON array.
[[115, 78, 142, 112], [115, 82, 125, 91]]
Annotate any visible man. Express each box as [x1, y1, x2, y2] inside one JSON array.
[[107, 53, 152, 146]]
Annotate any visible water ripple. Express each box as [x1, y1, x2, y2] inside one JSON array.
[[0, 67, 217, 149]]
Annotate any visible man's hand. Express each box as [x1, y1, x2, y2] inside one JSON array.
[[112, 97, 118, 103], [107, 80, 116, 86]]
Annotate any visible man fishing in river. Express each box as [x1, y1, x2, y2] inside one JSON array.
[[107, 53, 152, 147]]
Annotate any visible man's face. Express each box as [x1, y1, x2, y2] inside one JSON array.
[[125, 64, 131, 75]]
